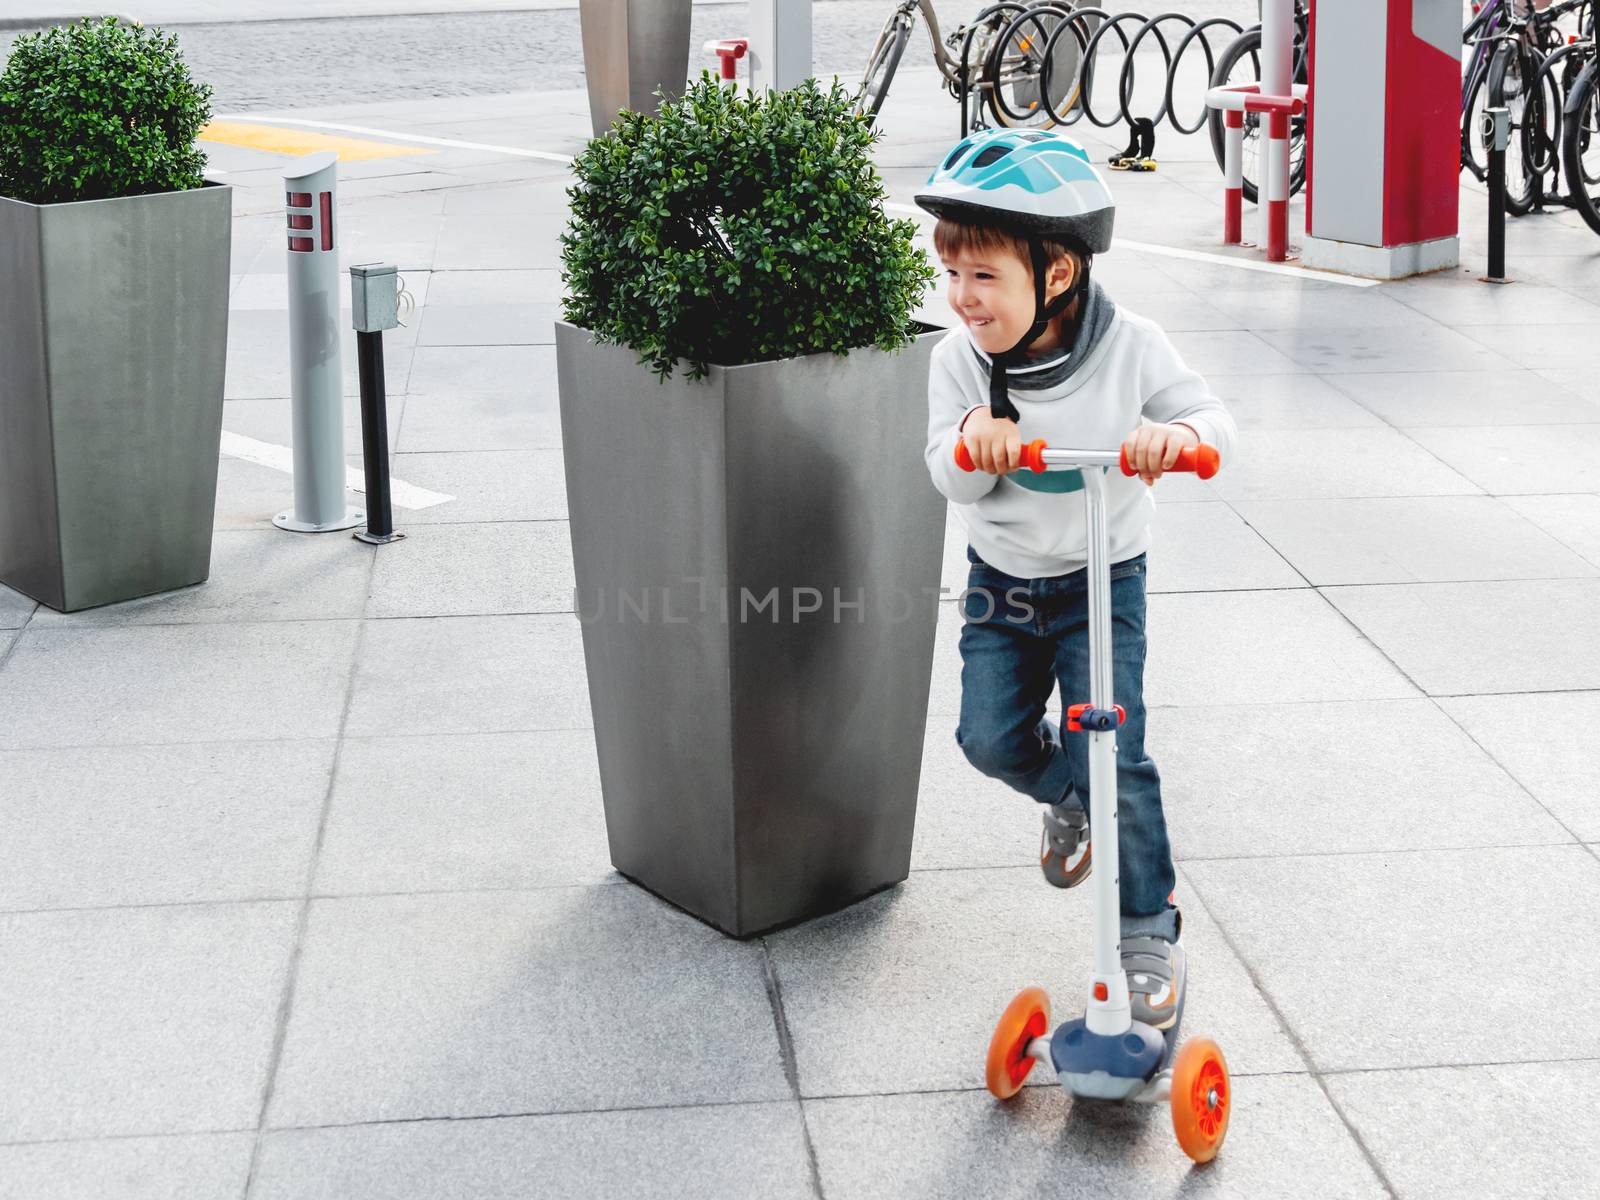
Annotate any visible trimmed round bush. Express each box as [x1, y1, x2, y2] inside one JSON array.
[[0, 18, 213, 205], [561, 73, 937, 382]]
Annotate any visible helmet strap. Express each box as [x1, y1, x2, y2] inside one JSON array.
[[987, 237, 1092, 423]]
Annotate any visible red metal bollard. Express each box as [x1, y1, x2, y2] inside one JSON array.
[[706, 37, 748, 81]]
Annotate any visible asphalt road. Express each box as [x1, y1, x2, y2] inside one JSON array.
[[1, 2, 1262, 114]]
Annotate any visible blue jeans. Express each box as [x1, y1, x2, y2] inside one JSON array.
[[955, 545, 1179, 942]]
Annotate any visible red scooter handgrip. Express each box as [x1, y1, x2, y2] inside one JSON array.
[[1119, 443, 1221, 480], [954, 438, 1049, 473]]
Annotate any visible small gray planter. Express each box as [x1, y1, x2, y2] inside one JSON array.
[[556, 322, 947, 937], [0, 183, 231, 612], [578, 0, 694, 137]]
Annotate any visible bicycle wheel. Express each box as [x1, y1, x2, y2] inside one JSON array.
[[1487, 41, 1541, 214], [1561, 58, 1600, 234], [988, 4, 1078, 127], [1462, 59, 1491, 181], [1206, 29, 1307, 204], [859, 9, 913, 123]]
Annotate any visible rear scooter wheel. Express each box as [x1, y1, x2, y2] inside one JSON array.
[[985, 986, 1051, 1100], [1170, 1037, 1230, 1163]]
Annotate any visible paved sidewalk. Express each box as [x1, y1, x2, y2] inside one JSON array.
[[2, 62, 1599, 1200]]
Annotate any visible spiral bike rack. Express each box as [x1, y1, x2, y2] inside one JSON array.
[[955, 3, 1250, 171]]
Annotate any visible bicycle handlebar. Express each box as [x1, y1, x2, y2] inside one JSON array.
[[954, 437, 1221, 479]]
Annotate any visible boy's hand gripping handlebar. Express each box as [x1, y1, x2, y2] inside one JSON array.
[[954, 437, 1221, 480]]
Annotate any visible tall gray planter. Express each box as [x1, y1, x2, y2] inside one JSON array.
[[0, 184, 232, 612], [579, 0, 694, 137], [556, 322, 947, 937]]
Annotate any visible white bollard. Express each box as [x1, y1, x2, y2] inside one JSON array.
[[276, 151, 363, 534]]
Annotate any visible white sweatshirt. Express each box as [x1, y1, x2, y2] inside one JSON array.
[[924, 307, 1237, 579]]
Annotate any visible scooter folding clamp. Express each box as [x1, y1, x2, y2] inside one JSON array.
[[1066, 703, 1125, 732]]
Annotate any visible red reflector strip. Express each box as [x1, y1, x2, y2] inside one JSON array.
[[288, 236, 314, 253], [287, 214, 312, 230], [287, 191, 312, 208], [1093, 983, 1108, 1002], [319, 191, 333, 252]]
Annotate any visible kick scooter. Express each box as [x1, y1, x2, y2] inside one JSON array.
[[955, 436, 1231, 1164]]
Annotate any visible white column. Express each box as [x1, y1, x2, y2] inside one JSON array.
[[748, 0, 813, 92]]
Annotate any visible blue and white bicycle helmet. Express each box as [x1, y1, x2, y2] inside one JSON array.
[[916, 129, 1116, 421]]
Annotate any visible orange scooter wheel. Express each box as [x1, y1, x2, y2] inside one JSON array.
[[985, 986, 1051, 1100], [1170, 1037, 1231, 1162]]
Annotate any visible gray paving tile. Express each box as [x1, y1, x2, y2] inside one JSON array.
[[1204, 428, 1480, 502], [432, 224, 563, 271], [1325, 578, 1600, 695], [315, 730, 614, 894], [346, 614, 589, 737], [1231, 496, 1596, 585], [395, 384, 561, 452], [1439, 691, 1600, 840], [423, 268, 564, 306], [1118, 292, 1242, 332], [767, 868, 1302, 1101], [1502, 493, 1600, 567], [266, 887, 788, 1127], [0, 902, 296, 1141], [911, 720, 1043, 873], [406, 345, 556, 395], [1205, 287, 1437, 332], [0, 621, 360, 749], [1184, 845, 1600, 1071], [1406, 424, 1600, 494], [1322, 369, 1600, 427], [1256, 325, 1518, 374], [1148, 502, 1306, 592], [1165, 330, 1305, 376], [252, 1103, 811, 1200], [366, 521, 574, 617], [807, 1076, 1386, 1200], [1454, 322, 1600, 371], [442, 185, 576, 217], [0, 1132, 254, 1200], [226, 311, 416, 401], [387, 451, 568, 523], [1147, 590, 1420, 707], [417, 303, 559, 346], [1159, 699, 1568, 861], [0, 740, 333, 912], [1384, 278, 1600, 325], [1326, 1061, 1600, 1200], [0, 585, 35, 629], [223, 391, 405, 449], [214, 455, 301, 531], [26, 531, 374, 628], [1205, 373, 1386, 430]]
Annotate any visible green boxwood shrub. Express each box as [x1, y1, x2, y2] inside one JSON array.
[[0, 18, 213, 205], [561, 73, 937, 382]]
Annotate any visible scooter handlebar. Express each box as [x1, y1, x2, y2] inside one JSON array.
[[954, 438, 1048, 474], [954, 438, 1221, 480], [1119, 443, 1220, 480]]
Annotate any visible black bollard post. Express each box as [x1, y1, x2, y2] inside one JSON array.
[[350, 263, 406, 545]]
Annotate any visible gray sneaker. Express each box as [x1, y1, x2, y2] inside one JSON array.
[[1040, 797, 1092, 888], [1122, 937, 1185, 1031]]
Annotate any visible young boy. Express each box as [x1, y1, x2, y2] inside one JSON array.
[[916, 130, 1236, 1028]]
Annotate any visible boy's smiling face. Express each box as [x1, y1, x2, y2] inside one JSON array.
[[942, 246, 1074, 358]]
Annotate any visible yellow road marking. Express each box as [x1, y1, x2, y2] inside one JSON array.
[[199, 120, 435, 162]]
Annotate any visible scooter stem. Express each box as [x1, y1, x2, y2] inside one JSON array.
[[1081, 467, 1134, 1037]]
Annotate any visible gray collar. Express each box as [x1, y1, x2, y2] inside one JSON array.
[[969, 282, 1118, 391]]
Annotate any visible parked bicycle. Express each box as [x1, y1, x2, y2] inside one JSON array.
[[1461, 0, 1590, 214], [1557, 9, 1600, 230], [858, 1, 1087, 133]]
